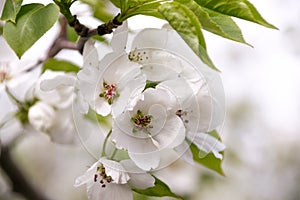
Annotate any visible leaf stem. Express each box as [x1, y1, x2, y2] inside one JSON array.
[[110, 147, 118, 160], [101, 129, 112, 157]]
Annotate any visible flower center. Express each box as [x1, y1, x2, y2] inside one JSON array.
[[176, 109, 189, 124], [0, 63, 11, 83], [131, 110, 153, 133], [94, 164, 113, 188], [128, 48, 149, 63], [99, 81, 119, 104]]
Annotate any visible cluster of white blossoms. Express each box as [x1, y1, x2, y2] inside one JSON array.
[[75, 22, 225, 200], [0, 36, 78, 145]]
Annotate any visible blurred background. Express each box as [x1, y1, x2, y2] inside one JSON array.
[[1, 0, 300, 200]]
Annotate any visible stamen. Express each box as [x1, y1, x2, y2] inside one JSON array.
[[95, 164, 113, 189], [176, 109, 189, 124], [94, 174, 98, 182], [0, 62, 11, 83], [131, 110, 153, 133], [128, 49, 147, 63], [99, 81, 119, 104]]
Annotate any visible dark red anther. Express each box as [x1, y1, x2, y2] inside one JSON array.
[[94, 174, 98, 182]]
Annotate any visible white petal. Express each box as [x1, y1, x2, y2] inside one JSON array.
[[101, 157, 130, 184], [195, 85, 225, 132], [137, 49, 183, 82], [112, 115, 157, 153], [77, 66, 99, 85], [74, 160, 101, 187], [102, 53, 140, 83], [76, 92, 89, 114], [111, 21, 128, 52], [83, 40, 99, 69], [156, 78, 194, 105], [120, 159, 155, 189], [153, 115, 185, 149], [40, 74, 76, 91], [174, 141, 194, 165], [92, 98, 111, 116], [131, 28, 168, 49], [112, 69, 146, 116], [148, 104, 167, 138], [129, 151, 160, 171], [87, 181, 132, 200], [139, 88, 176, 111], [28, 101, 56, 132], [188, 132, 225, 159]]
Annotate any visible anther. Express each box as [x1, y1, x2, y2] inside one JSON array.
[[94, 174, 98, 182]]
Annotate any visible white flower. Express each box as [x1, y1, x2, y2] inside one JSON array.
[[28, 101, 56, 132], [74, 157, 155, 200], [34, 70, 76, 109], [130, 27, 226, 160], [112, 87, 186, 170], [189, 132, 225, 159], [156, 75, 225, 160], [0, 37, 41, 100], [78, 23, 146, 116]]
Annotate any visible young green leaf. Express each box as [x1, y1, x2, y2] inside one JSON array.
[[42, 58, 80, 73], [158, 2, 218, 71], [0, 0, 23, 23], [190, 130, 225, 175], [175, 0, 249, 46], [116, 0, 165, 21], [81, 0, 113, 22], [190, 142, 225, 176], [84, 108, 112, 128], [194, 0, 277, 29], [109, 0, 123, 11], [3, 3, 59, 58], [66, 25, 78, 42], [133, 176, 183, 200]]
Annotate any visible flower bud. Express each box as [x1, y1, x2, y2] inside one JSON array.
[[28, 101, 55, 132]]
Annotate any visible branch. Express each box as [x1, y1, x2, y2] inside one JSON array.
[[0, 144, 52, 200], [71, 14, 122, 53], [47, 16, 77, 58], [54, 0, 122, 53]]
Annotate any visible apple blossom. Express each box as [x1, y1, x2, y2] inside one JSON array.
[[74, 157, 155, 200], [129, 27, 226, 160], [112, 87, 186, 170], [28, 101, 56, 132], [77, 23, 146, 117]]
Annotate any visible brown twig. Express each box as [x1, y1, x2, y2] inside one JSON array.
[[47, 16, 78, 58], [0, 144, 52, 200], [70, 14, 123, 53]]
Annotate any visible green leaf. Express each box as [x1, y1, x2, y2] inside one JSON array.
[[144, 80, 158, 91], [158, 2, 218, 71], [0, 0, 23, 23], [81, 0, 113, 22], [3, 3, 59, 58], [194, 0, 277, 29], [190, 142, 224, 176], [42, 58, 80, 73], [175, 0, 249, 45], [190, 130, 225, 175], [84, 108, 112, 128], [208, 129, 222, 141], [67, 25, 78, 42], [133, 176, 183, 200], [109, 0, 122, 11], [117, 0, 165, 21], [0, 25, 3, 35]]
